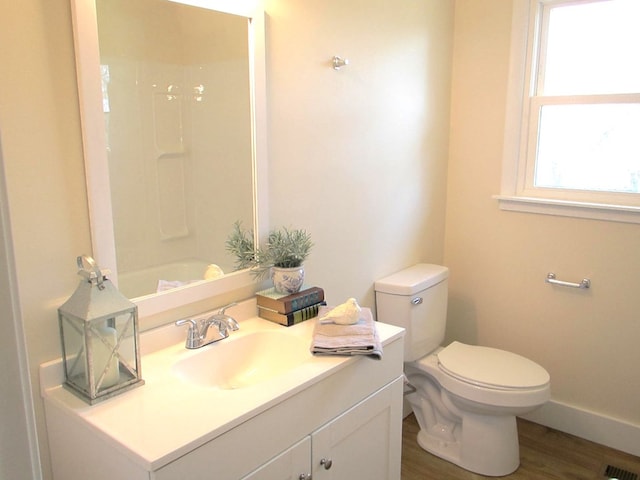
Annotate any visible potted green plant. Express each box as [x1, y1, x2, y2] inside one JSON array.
[[226, 221, 313, 293]]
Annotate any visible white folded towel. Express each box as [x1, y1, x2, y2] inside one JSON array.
[[310, 306, 383, 359]]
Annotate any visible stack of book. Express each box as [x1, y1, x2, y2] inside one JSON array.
[[257, 286, 326, 326]]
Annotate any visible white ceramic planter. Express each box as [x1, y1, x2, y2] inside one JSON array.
[[271, 266, 305, 294]]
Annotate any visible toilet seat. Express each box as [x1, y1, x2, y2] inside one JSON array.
[[407, 342, 550, 408], [437, 341, 550, 390]]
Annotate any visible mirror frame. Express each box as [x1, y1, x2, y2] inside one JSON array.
[[70, 0, 268, 319]]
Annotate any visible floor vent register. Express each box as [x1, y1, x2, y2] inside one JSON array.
[[603, 464, 639, 480]]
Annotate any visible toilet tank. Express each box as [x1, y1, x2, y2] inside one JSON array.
[[375, 264, 449, 362]]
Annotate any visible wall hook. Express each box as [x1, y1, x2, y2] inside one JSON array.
[[332, 56, 350, 70]]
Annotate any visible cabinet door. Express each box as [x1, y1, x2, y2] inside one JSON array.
[[311, 377, 403, 480], [241, 437, 311, 480]]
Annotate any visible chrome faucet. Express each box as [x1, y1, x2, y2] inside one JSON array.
[[175, 302, 239, 349]]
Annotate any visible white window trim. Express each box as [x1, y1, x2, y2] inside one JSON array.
[[495, 0, 640, 224]]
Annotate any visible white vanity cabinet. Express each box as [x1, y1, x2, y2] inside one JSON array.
[[310, 379, 401, 480], [242, 378, 402, 480], [241, 437, 311, 480], [42, 318, 405, 480]]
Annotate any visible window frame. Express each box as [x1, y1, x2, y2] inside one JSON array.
[[496, 0, 640, 224]]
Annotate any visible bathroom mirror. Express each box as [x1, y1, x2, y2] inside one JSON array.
[[70, 0, 267, 319]]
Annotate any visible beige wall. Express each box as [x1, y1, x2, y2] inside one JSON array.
[[446, 0, 640, 439], [0, 1, 90, 478], [264, 0, 453, 305], [1, 0, 453, 478]]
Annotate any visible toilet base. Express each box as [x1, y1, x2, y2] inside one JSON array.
[[404, 348, 549, 477], [406, 369, 522, 477], [414, 410, 520, 477]]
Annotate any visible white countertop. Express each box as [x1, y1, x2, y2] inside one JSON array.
[[41, 305, 404, 471]]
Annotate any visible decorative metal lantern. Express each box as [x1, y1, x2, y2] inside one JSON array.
[[58, 255, 144, 404]]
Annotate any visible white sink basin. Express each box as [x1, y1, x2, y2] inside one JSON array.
[[172, 331, 311, 389]]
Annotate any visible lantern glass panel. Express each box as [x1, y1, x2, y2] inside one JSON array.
[[59, 314, 86, 388]]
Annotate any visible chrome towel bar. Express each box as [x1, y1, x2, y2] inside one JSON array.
[[546, 272, 590, 289]]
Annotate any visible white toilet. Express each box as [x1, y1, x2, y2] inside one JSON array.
[[375, 264, 550, 477]]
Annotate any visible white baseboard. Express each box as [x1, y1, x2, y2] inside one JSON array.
[[521, 400, 640, 457]]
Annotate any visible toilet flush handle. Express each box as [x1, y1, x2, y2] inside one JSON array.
[[411, 297, 423, 305]]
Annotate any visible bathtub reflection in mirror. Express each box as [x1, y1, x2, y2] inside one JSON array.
[[71, 0, 267, 319]]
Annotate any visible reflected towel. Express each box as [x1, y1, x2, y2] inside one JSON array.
[[311, 306, 383, 359], [156, 279, 198, 292]]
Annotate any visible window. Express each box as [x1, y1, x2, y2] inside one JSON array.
[[497, 0, 640, 223]]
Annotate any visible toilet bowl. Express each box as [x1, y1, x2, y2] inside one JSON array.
[[375, 264, 550, 476], [404, 343, 550, 476]]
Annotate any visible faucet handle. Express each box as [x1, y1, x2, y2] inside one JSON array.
[[216, 302, 240, 331], [224, 317, 240, 331], [217, 302, 237, 315], [175, 318, 199, 348], [175, 318, 197, 329]]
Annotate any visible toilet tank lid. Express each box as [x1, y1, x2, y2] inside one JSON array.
[[374, 264, 449, 295]]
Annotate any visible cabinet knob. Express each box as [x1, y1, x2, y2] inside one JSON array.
[[320, 458, 333, 470], [298, 474, 311, 480]]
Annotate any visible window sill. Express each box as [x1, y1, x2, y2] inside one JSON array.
[[493, 195, 640, 224]]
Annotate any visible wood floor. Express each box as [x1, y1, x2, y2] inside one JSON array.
[[401, 414, 640, 479]]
